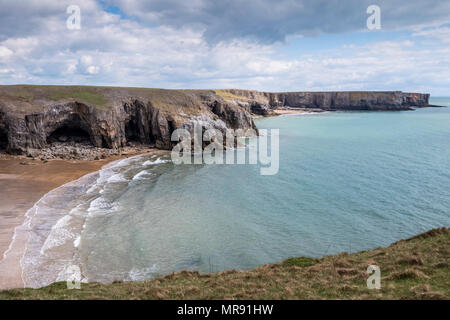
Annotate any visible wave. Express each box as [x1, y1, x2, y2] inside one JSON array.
[[142, 158, 170, 166], [132, 170, 152, 181], [2, 153, 169, 288]]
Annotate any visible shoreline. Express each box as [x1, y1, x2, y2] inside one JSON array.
[[0, 149, 160, 290], [272, 108, 326, 115], [252, 108, 327, 119]]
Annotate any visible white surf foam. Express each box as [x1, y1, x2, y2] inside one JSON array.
[[132, 170, 152, 181], [40, 215, 75, 255], [3, 153, 152, 288], [142, 157, 169, 166], [106, 173, 128, 183]]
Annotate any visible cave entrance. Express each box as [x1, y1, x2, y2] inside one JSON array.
[[125, 120, 141, 144], [47, 125, 92, 145], [0, 127, 8, 151], [167, 120, 176, 134]]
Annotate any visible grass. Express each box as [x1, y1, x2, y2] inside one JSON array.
[[47, 88, 107, 106], [0, 227, 448, 300], [213, 89, 250, 102], [0, 85, 208, 115], [282, 257, 318, 268], [0, 85, 107, 105], [0, 86, 418, 117]]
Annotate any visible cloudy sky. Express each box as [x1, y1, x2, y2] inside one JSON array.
[[1, 0, 450, 95]]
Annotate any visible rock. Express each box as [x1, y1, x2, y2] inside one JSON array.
[[0, 86, 436, 160], [211, 89, 433, 114], [250, 101, 276, 116], [58, 135, 68, 142]]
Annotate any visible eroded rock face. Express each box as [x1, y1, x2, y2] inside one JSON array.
[[0, 89, 258, 157], [191, 90, 260, 133], [217, 89, 432, 112], [208, 101, 258, 133], [0, 86, 436, 158]]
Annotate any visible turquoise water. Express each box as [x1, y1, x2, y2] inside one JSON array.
[[23, 99, 450, 285]]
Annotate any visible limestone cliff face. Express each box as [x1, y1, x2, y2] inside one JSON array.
[[0, 86, 436, 156], [217, 89, 431, 113], [0, 86, 257, 155]]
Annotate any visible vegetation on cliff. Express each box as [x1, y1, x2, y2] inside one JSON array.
[[0, 85, 257, 155], [0, 85, 436, 157], [1, 228, 448, 300]]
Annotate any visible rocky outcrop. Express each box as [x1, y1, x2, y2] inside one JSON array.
[[0, 86, 439, 158], [188, 90, 259, 133], [216, 89, 433, 113], [268, 91, 430, 110], [0, 86, 257, 156]]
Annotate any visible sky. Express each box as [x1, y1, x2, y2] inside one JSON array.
[[0, 0, 450, 95]]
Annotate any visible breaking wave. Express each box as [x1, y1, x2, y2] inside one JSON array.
[[9, 153, 171, 288]]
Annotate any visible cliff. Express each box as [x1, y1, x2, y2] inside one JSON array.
[[0, 86, 256, 156], [214, 89, 432, 115], [0, 85, 436, 157]]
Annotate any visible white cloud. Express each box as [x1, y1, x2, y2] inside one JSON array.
[[413, 26, 450, 43], [87, 65, 100, 74], [0, 46, 13, 60], [104, 0, 450, 43], [0, 1, 449, 95]]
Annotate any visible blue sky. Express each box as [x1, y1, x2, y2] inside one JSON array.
[[0, 0, 450, 95]]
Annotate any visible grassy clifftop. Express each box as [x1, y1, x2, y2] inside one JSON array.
[[0, 85, 207, 115], [0, 85, 431, 117], [1, 228, 448, 300]]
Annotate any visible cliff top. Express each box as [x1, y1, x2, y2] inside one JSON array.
[[0, 227, 448, 299], [0, 85, 428, 108], [0, 85, 211, 116], [0, 85, 430, 116]]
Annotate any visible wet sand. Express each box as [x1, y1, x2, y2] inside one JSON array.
[[0, 150, 156, 290]]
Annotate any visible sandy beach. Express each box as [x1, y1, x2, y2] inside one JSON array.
[[0, 150, 157, 290], [273, 108, 325, 115]]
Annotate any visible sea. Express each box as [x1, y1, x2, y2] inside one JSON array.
[[16, 97, 450, 287]]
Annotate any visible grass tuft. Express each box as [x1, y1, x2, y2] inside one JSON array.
[[0, 228, 448, 300], [282, 257, 318, 268]]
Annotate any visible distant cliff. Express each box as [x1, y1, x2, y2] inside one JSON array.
[[213, 89, 432, 115], [0, 85, 437, 156]]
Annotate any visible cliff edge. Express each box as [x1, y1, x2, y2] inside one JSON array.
[[1, 227, 448, 299], [213, 89, 433, 116], [0, 85, 437, 158], [0, 85, 256, 157]]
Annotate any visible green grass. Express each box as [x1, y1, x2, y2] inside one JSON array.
[[0, 85, 208, 115], [47, 88, 107, 106], [282, 257, 318, 268], [213, 89, 250, 102], [0, 228, 448, 300], [0, 85, 109, 107]]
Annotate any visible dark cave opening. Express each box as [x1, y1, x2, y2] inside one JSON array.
[[101, 135, 110, 149], [47, 125, 92, 145], [167, 120, 176, 135], [125, 120, 141, 143], [167, 120, 176, 147], [0, 127, 8, 150]]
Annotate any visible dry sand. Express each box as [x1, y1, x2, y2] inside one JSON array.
[[0, 149, 157, 290]]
